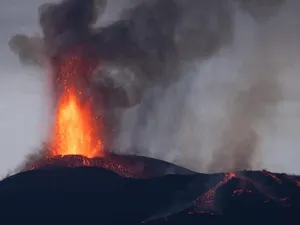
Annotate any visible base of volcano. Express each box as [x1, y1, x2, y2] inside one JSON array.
[[1, 161, 300, 223], [29, 153, 195, 178]]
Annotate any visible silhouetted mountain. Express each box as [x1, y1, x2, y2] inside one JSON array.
[[0, 155, 299, 224]]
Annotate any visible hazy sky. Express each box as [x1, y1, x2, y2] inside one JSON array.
[[2, 0, 300, 177], [0, 0, 49, 177]]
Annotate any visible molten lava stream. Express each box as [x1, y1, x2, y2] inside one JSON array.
[[51, 86, 103, 158]]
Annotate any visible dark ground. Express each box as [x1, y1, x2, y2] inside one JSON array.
[[0, 155, 299, 224]]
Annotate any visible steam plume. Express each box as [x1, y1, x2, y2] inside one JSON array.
[[9, 0, 289, 173], [114, 0, 286, 173]]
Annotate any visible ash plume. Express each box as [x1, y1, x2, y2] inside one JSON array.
[[8, 0, 235, 94], [114, 0, 288, 173], [208, 56, 282, 172], [8, 0, 290, 173]]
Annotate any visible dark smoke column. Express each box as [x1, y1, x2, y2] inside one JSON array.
[[8, 0, 182, 151], [8, 0, 285, 159]]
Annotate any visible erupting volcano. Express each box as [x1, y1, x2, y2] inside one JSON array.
[[49, 52, 103, 159], [52, 86, 103, 158], [4, 0, 300, 223], [21, 50, 196, 178]]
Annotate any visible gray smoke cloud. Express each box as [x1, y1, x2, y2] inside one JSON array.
[[208, 54, 282, 172], [8, 0, 293, 173], [115, 0, 289, 173]]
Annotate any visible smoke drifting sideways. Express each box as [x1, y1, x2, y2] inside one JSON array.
[[9, 0, 295, 174], [115, 0, 287, 173], [115, 0, 293, 173]]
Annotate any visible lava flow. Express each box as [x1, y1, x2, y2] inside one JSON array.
[[189, 170, 300, 215], [49, 53, 103, 158]]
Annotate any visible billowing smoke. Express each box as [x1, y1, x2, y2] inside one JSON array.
[[8, 0, 236, 104], [9, 0, 180, 103], [9, 0, 299, 174], [113, 0, 289, 173], [114, 0, 286, 173]]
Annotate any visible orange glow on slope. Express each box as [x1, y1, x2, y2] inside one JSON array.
[[50, 53, 103, 158]]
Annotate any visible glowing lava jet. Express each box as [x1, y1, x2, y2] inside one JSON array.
[[51, 87, 103, 158], [29, 51, 196, 178], [49, 52, 103, 158]]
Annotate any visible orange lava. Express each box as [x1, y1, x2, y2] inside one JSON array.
[[191, 173, 238, 214], [50, 53, 103, 158]]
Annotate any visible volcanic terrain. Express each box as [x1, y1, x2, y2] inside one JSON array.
[[3, 0, 300, 223], [0, 155, 299, 224]]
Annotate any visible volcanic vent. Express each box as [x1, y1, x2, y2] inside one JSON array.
[[7, 0, 197, 178], [22, 48, 194, 177], [18, 44, 136, 176], [24, 49, 193, 179], [50, 51, 104, 158], [35, 49, 106, 170]]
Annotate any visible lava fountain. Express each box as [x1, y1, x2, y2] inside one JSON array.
[[51, 86, 103, 158], [49, 52, 103, 158]]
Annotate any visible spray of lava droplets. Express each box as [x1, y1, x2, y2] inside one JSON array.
[[50, 53, 103, 158]]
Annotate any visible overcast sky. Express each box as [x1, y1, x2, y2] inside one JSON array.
[[2, 0, 300, 177], [0, 0, 49, 177]]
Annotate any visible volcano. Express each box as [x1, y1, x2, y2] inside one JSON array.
[[27, 153, 195, 178], [4, 0, 300, 223], [1, 156, 300, 224]]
